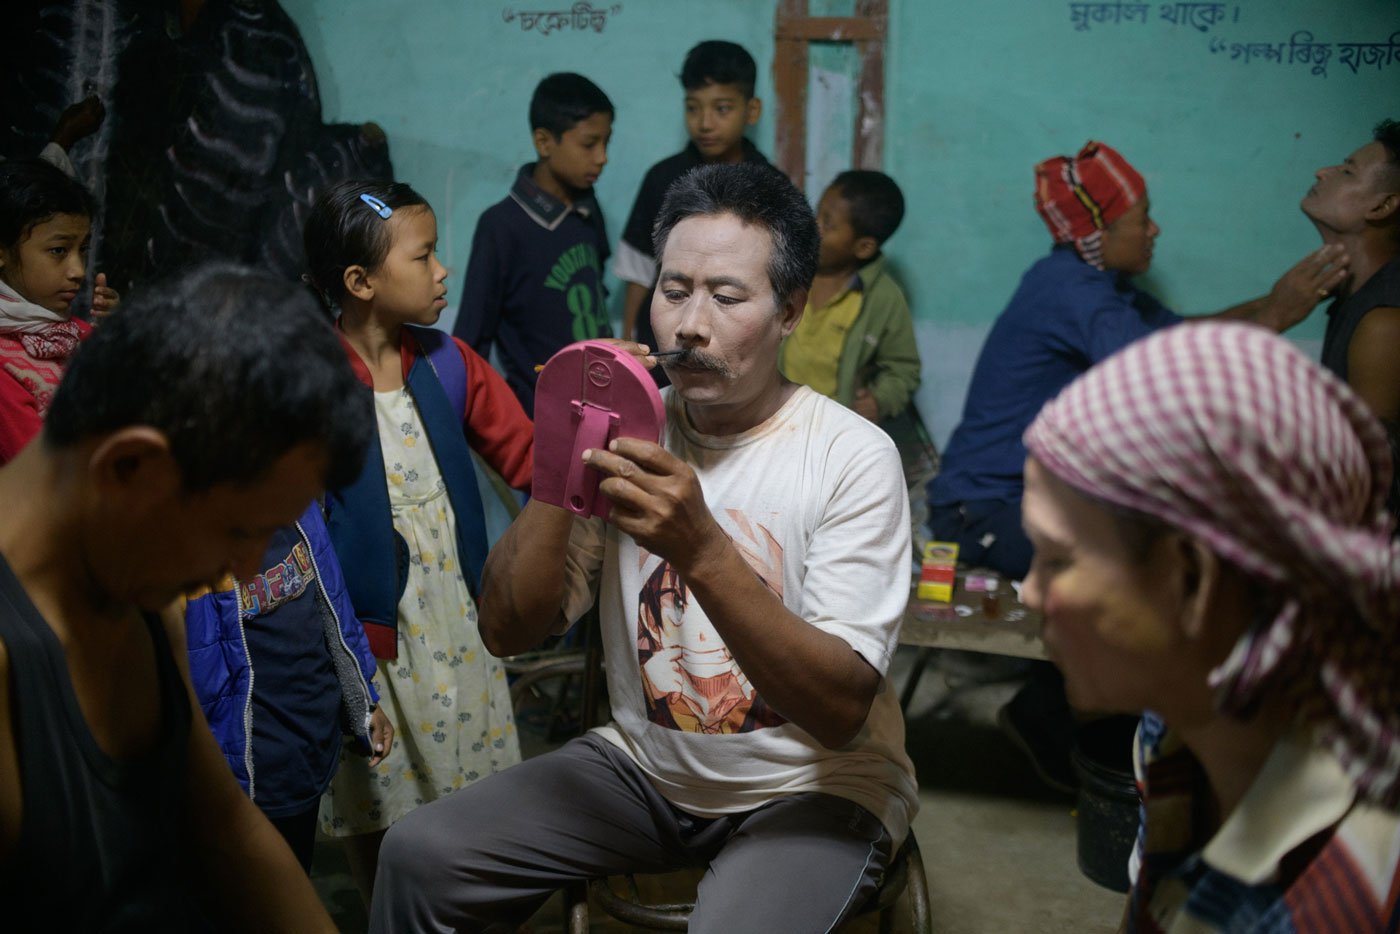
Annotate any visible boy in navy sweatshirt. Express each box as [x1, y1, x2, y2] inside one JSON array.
[[453, 73, 614, 414]]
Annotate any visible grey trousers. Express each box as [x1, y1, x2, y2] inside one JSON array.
[[368, 733, 894, 933]]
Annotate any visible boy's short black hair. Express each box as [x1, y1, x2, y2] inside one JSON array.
[[681, 41, 757, 99], [1372, 120, 1400, 241], [45, 263, 372, 492], [1381, 417, 1400, 520], [0, 158, 94, 251], [303, 179, 429, 310], [529, 73, 614, 138], [1374, 118, 1400, 164], [830, 170, 905, 246], [654, 163, 818, 306]]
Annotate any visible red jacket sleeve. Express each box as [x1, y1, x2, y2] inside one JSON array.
[[455, 336, 533, 490], [0, 323, 90, 465], [0, 373, 43, 465]]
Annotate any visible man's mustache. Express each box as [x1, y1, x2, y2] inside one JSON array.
[[660, 348, 730, 375]]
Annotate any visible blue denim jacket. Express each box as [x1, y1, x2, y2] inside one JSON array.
[[183, 503, 378, 800]]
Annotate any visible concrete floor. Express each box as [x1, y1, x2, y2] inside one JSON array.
[[312, 646, 1126, 932]]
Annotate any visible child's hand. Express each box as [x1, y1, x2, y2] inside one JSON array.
[[852, 388, 880, 422], [366, 707, 395, 767], [91, 273, 120, 321], [51, 95, 105, 150]]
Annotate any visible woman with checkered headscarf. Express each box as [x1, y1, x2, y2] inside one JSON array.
[[1022, 322, 1400, 933]]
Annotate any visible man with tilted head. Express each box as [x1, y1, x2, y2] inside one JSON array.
[[0, 264, 370, 931]]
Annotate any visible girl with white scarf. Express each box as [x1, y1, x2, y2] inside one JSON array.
[[0, 158, 117, 463]]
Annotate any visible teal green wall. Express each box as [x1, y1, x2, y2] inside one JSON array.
[[286, 0, 1396, 440], [883, 0, 1397, 324], [285, 0, 780, 318]]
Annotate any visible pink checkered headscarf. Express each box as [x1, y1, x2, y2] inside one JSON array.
[[1025, 322, 1400, 806]]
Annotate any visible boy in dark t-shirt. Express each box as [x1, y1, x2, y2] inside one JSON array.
[[453, 72, 614, 414], [614, 40, 769, 369], [181, 504, 392, 872]]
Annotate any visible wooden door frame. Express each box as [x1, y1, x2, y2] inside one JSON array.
[[772, 0, 889, 189]]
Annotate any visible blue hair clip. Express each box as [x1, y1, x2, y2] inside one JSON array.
[[359, 193, 393, 219]]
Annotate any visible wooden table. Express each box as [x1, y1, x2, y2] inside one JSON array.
[[901, 572, 1045, 659], [897, 570, 1045, 711]]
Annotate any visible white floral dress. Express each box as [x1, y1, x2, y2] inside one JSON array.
[[320, 386, 520, 836]]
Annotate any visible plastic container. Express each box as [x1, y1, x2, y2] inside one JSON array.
[[1070, 716, 1141, 893]]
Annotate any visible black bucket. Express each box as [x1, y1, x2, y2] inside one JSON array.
[[1070, 716, 1141, 893]]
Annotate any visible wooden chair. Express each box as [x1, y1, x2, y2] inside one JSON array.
[[505, 606, 603, 741]]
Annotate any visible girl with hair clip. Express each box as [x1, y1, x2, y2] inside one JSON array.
[[0, 158, 119, 463], [1020, 322, 1400, 932], [303, 179, 532, 900]]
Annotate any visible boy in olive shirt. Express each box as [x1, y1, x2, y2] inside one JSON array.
[[781, 170, 929, 543], [781, 170, 919, 426]]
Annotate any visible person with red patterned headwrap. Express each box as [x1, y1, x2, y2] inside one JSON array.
[[1022, 321, 1400, 932], [927, 140, 1352, 792]]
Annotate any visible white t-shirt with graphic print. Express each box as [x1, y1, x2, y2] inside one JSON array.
[[561, 384, 919, 842]]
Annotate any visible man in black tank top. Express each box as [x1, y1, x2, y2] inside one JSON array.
[[1303, 119, 1400, 426], [0, 264, 371, 931]]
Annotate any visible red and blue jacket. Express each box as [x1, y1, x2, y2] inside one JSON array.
[[327, 325, 533, 659]]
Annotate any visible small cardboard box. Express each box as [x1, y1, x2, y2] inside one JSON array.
[[917, 540, 960, 603]]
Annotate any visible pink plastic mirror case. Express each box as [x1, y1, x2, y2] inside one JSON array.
[[532, 341, 666, 521]]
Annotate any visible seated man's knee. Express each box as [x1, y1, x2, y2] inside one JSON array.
[[376, 812, 434, 884], [376, 794, 488, 883]]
